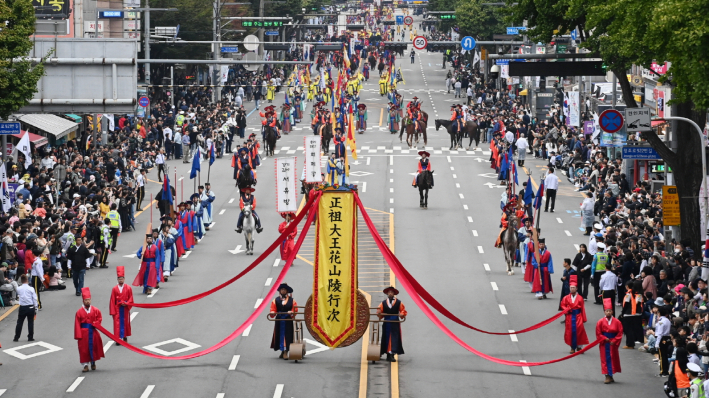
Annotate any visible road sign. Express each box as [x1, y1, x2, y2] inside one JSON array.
[[599, 109, 624, 133], [396, 15, 404, 25], [506, 26, 526, 35], [621, 146, 661, 160], [461, 36, 476, 51], [663, 186, 680, 226], [413, 36, 427, 50], [0, 122, 21, 135], [138, 96, 150, 108], [221, 47, 240, 53], [404, 16, 413, 25], [570, 29, 577, 41], [265, 30, 279, 36], [625, 107, 651, 132]]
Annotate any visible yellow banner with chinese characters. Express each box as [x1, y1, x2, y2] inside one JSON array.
[[312, 190, 358, 347]]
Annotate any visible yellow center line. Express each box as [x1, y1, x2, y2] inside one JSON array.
[[379, 108, 384, 127], [134, 200, 158, 218]]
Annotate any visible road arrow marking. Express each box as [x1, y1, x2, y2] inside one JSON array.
[[304, 338, 330, 356], [478, 173, 498, 179], [483, 182, 506, 188], [228, 245, 245, 254], [123, 254, 137, 258]]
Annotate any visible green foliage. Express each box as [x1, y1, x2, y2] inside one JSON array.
[[146, 0, 215, 59], [0, 0, 46, 119], [455, 0, 505, 41]]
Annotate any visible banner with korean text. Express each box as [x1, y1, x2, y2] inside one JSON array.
[[311, 189, 358, 347], [304, 136, 322, 183], [275, 157, 297, 213]]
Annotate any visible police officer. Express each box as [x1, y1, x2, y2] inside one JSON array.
[[106, 203, 121, 251], [590, 242, 609, 305], [14, 274, 38, 342]]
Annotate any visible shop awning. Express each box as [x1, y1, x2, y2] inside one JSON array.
[[14, 114, 79, 139], [520, 89, 528, 95], [651, 120, 668, 127], [12, 131, 49, 147], [64, 114, 83, 123]]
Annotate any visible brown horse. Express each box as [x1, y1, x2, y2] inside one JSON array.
[[502, 214, 519, 275], [398, 111, 428, 148]]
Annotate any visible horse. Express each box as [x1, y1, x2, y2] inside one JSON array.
[[378, 61, 385, 76], [263, 125, 278, 157], [238, 204, 255, 255], [315, 123, 333, 154], [236, 164, 256, 190], [399, 118, 428, 149], [414, 169, 434, 209], [435, 119, 480, 150], [502, 214, 519, 275]]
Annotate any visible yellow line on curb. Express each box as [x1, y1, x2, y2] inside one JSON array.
[[0, 304, 19, 323], [134, 200, 158, 218], [379, 108, 384, 127]]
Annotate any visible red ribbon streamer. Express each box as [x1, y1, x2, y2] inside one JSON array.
[[354, 194, 601, 366], [127, 192, 320, 308], [92, 193, 322, 360]]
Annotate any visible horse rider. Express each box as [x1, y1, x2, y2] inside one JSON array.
[[311, 101, 325, 129], [334, 128, 346, 159], [235, 147, 253, 170], [261, 106, 280, 139], [494, 195, 524, 248], [235, 187, 263, 234], [407, 99, 423, 136], [247, 135, 261, 168], [451, 104, 464, 134], [411, 150, 432, 186]]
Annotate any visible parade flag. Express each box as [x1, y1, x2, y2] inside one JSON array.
[[190, 149, 200, 179], [0, 162, 11, 213], [523, 176, 534, 205], [347, 112, 357, 160], [162, 172, 173, 205], [16, 132, 32, 169], [275, 157, 298, 213], [209, 143, 216, 166], [312, 190, 358, 347], [533, 181, 545, 210], [473, 51, 481, 68], [304, 136, 322, 183]]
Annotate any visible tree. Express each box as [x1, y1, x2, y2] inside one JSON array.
[[455, 0, 505, 41], [0, 0, 46, 119]]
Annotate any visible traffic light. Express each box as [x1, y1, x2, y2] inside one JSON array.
[[539, 77, 546, 90], [426, 42, 457, 51], [383, 42, 407, 55]]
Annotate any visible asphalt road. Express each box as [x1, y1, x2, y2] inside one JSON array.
[[0, 13, 661, 398]]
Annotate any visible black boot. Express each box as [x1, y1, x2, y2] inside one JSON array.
[[256, 227, 263, 233]]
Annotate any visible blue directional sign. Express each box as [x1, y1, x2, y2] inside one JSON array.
[[599, 109, 624, 133], [265, 30, 279, 36], [461, 36, 476, 51], [506, 26, 527, 35], [495, 59, 509, 65], [396, 15, 404, 25], [622, 146, 661, 160], [221, 47, 240, 53], [0, 122, 21, 135], [570, 29, 577, 41], [99, 11, 124, 18]]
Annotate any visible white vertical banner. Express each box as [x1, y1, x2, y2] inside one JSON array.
[[220, 65, 229, 83], [16, 132, 32, 169], [500, 65, 509, 79], [0, 162, 10, 213], [567, 91, 580, 127], [350, 38, 356, 56], [102, 114, 115, 131], [327, 25, 334, 38], [275, 157, 298, 213], [304, 136, 323, 183]]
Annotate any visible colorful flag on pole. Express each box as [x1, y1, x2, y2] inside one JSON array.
[[209, 143, 216, 166], [533, 181, 545, 210], [190, 150, 201, 179]]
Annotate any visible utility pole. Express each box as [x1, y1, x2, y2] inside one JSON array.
[[258, 0, 265, 56], [144, 1, 151, 85], [213, 0, 221, 102]]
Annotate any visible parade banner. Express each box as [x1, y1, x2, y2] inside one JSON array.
[[275, 157, 298, 213], [312, 190, 358, 347], [565, 91, 580, 127], [304, 136, 323, 183]]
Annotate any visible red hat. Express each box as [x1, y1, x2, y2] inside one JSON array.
[[412, 96, 419, 100], [418, 150, 430, 157], [603, 298, 613, 310], [241, 187, 255, 193], [116, 266, 125, 278], [282, 103, 291, 108], [81, 287, 91, 300], [357, 104, 366, 109], [569, 274, 577, 287], [383, 286, 399, 295], [281, 212, 296, 219]]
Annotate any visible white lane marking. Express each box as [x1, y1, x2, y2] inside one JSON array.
[[447, 156, 451, 163], [484, 263, 491, 271], [473, 231, 480, 237], [463, 204, 468, 210], [459, 193, 464, 199], [217, 394, 225, 398], [389, 188, 394, 193], [389, 198, 394, 203], [228, 198, 235, 204], [131, 312, 138, 321], [390, 169, 393, 173], [228, 355, 241, 370], [467, 216, 473, 223], [0, 390, 6, 396], [390, 179, 393, 183], [452, 174, 457, 179], [520, 360, 532, 375], [273, 258, 281, 267], [219, 209, 226, 215], [265, 277, 273, 286], [148, 288, 159, 298], [273, 384, 285, 398], [103, 340, 114, 353], [509, 330, 519, 342], [565, 230, 572, 236], [254, 298, 263, 308], [491, 282, 499, 291], [499, 304, 508, 315], [181, 251, 192, 259], [574, 244, 580, 251], [363, 182, 367, 192], [242, 324, 253, 336], [390, 208, 394, 213], [66, 377, 85, 393], [390, 155, 394, 165], [450, 166, 454, 171], [556, 218, 563, 224], [140, 385, 155, 398], [367, 157, 371, 165], [477, 246, 484, 254], [456, 183, 460, 188]]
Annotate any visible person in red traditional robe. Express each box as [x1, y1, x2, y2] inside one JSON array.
[[531, 238, 554, 298], [278, 212, 297, 260], [74, 287, 105, 372], [177, 203, 194, 251], [109, 266, 134, 344], [560, 275, 589, 353], [596, 298, 623, 384], [132, 234, 159, 295]]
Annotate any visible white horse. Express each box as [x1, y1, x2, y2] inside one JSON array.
[[238, 204, 255, 255]]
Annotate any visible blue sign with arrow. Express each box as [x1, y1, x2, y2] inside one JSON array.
[[570, 29, 577, 41], [506, 26, 527, 35], [461, 36, 476, 51], [396, 15, 404, 25]]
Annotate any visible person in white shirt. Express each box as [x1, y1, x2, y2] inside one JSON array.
[[599, 268, 619, 317], [136, 169, 146, 209], [155, 149, 166, 182], [543, 167, 560, 212], [14, 274, 38, 342], [30, 248, 44, 310], [515, 135, 529, 166]]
